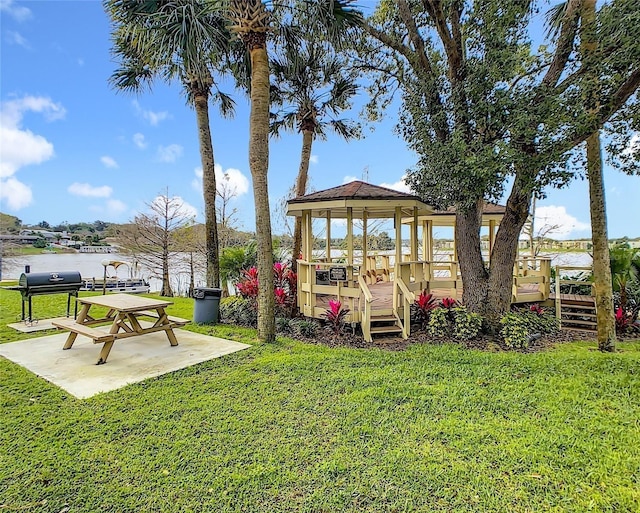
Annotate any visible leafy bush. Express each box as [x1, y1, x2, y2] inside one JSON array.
[[426, 307, 450, 337], [219, 296, 257, 327], [289, 317, 320, 338], [275, 316, 292, 334], [427, 305, 482, 341], [453, 307, 483, 340], [500, 308, 560, 349], [323, 299, 350, 335]]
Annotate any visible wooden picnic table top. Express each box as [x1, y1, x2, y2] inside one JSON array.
[[78, 293, 173, 312]]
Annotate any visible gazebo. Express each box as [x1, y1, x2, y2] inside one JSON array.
[[287, 181, 550, 341]]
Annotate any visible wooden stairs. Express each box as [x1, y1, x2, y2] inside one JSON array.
[[368, 313, 403, 338], [555, 294, 597, 331]]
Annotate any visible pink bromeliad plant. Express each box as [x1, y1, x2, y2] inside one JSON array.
[[324, 299, 350, 334], [412, 290, 438, 327], [236, 267, 259, 298], [235, 262, 298, 315]]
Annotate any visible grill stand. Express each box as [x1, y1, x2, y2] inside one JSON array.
[[20, 291, 79, 323]]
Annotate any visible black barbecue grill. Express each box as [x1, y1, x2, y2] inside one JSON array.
[[6, 271, 82, 322]]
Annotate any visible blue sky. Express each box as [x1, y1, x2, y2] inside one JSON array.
[[1, 0, 638, 240]]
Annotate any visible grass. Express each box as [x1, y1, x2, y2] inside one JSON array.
[[1, 288, 639, 512]]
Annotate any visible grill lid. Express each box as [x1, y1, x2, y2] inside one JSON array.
[[19, 271, 82, 290]]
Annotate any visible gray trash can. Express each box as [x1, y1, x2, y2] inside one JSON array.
[[193, 287, 222, 324]]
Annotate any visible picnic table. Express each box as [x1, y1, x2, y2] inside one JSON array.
[[52, 293, 189, 365]]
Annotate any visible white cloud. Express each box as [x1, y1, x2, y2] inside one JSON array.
[[0, 95, 64, 210], [157, 144, 183, 163], [342, 175, 358, 184], [149, 195, 198, 220], [68, 182, 113, 198], [133, 100, 169, 126], [0, 0, 32, 21], [100, 156, 118, 169], [310, 154, 319, 165], [191, 164, 250, 197], [380, 175, 411, 193], [534, 205, 590, 239], [133, 132, 146, 149], [6, 30, 29, 48], [106, 199, 127, 215], [0, 176, 32, 209]]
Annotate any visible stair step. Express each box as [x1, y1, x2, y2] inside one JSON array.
[[561, 319, 597, 327], [560, 301, 596, 308], [371, 315, 397, 323], [370, 325, 403, 334], [562, 312, 597, 319]]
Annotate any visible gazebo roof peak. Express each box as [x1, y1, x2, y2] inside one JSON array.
[[288, 180, 422, 204]]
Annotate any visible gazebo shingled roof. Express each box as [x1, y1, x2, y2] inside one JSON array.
[[288, 180, 423, 204], [287, 180, 433, 219]]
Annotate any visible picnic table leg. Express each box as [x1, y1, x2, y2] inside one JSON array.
[[96, 341, 115, 365], [95, 312, 125, 365], [156, 308, 179, 346], [63, 303, 90, 350]]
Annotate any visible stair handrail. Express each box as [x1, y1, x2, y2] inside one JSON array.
[[357, 275, 373, 342], [394, 277, 414, 339]]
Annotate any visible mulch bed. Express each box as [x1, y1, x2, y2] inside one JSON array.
[[295, 325, 638, 353]]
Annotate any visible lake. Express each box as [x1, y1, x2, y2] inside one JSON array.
[[1, 250, 593, 295]]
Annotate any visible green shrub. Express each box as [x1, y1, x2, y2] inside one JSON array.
[[453, 307, 483, 340], [219, 296, 257, 327], [427, 306, 483, 341], [275, 316, 292, 334], [289, 317, 320, 338], [426, 307, 450, 337], [500, 310, 560, 349]]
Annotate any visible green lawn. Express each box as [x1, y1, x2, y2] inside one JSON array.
[[1, 289, 639, 512]]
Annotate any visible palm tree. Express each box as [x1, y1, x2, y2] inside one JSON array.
[[271, 43, 361, 265], [547, 0, 616, 351], [105, 0, 233, 289], [228, 0, 275, 342], [227, 0, 362, 342]]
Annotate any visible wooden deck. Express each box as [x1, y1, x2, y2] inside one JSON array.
[[314, 281, 553, 311]]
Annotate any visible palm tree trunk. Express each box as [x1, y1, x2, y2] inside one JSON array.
[[194, 90, 220, 288], [292, 129, 314, 265], [249, 44, 275, 343], [582, 0, 616, 351], [587, 132, 616, 351]]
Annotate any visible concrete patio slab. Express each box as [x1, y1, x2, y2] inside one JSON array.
[[0, 329, 250, 399], [8, 317, 72, 333]]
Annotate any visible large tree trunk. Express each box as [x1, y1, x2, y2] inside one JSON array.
[[587, 132, 616, 351], [487, 173, 533, 323], [249, 44, 275, 343], [292, 129, 314, 265], [582, 0, 616, 351], [456, 198, 488, 313], [194, 90, 220, 288]]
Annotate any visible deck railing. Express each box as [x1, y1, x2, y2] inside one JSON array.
[[357, 275, 373, 341], [512, 257, 552, 303], [553, 265, 595, 319]]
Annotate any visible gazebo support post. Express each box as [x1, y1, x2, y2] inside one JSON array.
[[362, 211, 368, 276], [346, 207, 354, 280], [326, 211, 331, 262]]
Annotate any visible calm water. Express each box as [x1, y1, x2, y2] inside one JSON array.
[[1, 252, 208, 294], [2, 250, 592, 294]]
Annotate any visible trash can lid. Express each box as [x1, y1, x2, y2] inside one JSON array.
[[193, 287, 222, 299]]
